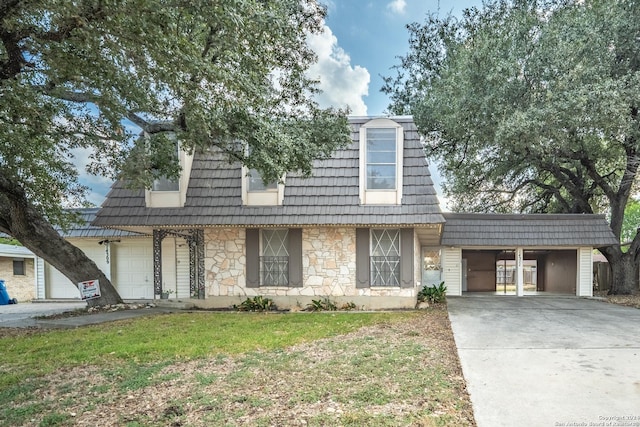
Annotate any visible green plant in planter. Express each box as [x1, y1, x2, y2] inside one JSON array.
[[234, 296, 276, 312], [417, 281, 447, 306], [161, 289, 174, 299], [340, 301, 357, 311], [307, 297, 338, 311]]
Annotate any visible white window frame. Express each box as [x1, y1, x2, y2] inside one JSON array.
[[359, 118, 404, 205], [241, 166, 285, 206], [145, 136, 194, 208]]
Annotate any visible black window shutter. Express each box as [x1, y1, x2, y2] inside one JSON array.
[[288, 228, 303, 287], [246, 229, 260, 288], [355, 228, 370, 288], [400, 228, 414, 288]]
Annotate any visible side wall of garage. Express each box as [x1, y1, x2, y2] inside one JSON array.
[[463, 251, 497, 292], [544, 250, 577, 294]]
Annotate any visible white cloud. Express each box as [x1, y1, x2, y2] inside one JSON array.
[[306, 25, 370, 116], [386, 0, 406, 14]]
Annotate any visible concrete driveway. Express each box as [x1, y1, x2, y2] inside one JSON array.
[[448, 296, 640, 427], [0, 301, 86, 328]]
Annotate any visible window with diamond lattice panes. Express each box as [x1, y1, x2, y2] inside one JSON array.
[[261, 229, 289, 286], [370, 229, 400, 286]]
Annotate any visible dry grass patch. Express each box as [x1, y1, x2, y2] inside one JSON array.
[[1, 308, 475, 427], [603, 294, 640, 308], [594, 291, 640, 309]]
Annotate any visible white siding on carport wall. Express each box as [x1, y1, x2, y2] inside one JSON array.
[[45, 240, 110, 299], [160, 238, 177, 295], [176, 240, 190, 298], [442, 247, 462, 296], [577, 247, 594, 297]]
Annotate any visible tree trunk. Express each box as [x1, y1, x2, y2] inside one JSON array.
[[601, 247, 638, 295], [0, 181, 123, 307]]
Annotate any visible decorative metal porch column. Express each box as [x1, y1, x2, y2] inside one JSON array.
[[188, 229, 205, 299], [153, 229, 168, 297]]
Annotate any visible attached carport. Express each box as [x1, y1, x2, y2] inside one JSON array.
[[440, 213, 618, 297]]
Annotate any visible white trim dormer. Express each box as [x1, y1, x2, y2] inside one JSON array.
[[359, 118, 404, 205], [241, 166, 285, 206], [145, 140, 193, 208]]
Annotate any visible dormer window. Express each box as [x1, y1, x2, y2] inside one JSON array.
[[247, 169, 277, 192], [242, 167, 285, 206], [359, 118, 404, 205], [145, 138, 194, 208], [366, 128, 397, 190], [152, 176, 179, 191], [152, 139, 180, 191]]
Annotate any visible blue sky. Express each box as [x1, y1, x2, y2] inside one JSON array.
[[83, 0, 482, 206], [315, 0, 482, 115]]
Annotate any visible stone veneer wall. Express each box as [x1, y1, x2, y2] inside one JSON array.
[[302, 227, 356, 296], [0, 258, 35, 302], [204, 228, 246, 297], [202, 227, 418, 308]]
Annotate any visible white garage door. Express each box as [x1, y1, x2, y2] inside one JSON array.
[[46, 264, 81, 299], [46, 242, 108, 299], [113, 239, 154, 299]]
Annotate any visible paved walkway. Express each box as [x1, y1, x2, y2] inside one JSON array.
[[448, 296, 640, 427], [0, 301, 173, 328], [0, 301, 87, 328]]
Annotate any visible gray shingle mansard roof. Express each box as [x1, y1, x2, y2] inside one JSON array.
[[440, 213, 618, 247], [93, 116, 444, 228]]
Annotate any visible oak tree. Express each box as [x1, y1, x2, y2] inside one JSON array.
[[384, 0, 640, 294], [0, 0, 350, 305]]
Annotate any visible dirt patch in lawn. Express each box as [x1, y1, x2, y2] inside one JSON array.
[[4, 306, 476, 426]]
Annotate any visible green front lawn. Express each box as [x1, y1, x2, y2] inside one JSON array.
[[0, 309, 475, 426]]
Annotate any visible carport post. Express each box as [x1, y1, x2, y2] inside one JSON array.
[[516, 247, 524, 296]]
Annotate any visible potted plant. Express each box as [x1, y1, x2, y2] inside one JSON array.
[[160, 289, 174, 299], [416, 281, 447, 308]]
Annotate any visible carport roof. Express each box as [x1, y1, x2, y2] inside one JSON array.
[[441, 213, 617, 247]]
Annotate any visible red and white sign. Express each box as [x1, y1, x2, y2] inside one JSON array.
[[78, 279, 101, 300]]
